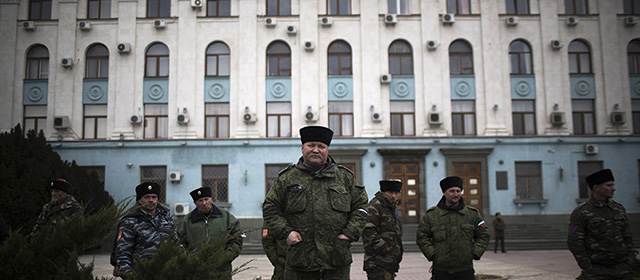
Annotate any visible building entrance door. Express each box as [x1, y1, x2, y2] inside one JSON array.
[[389, 163, 420, 224], [451, 162, 483, 211]]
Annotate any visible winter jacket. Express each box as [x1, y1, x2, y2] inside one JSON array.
[[362, 191, 403, 272]]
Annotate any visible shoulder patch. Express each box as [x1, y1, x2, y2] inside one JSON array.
[[278, 163, 295, 175], [337, 165, 354, 175]]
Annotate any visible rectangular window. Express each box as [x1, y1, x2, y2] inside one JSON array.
[[23, 105, 47, 135], [266, 0, 290, 16], [205, 103, 230, 138], [633, 99, 640, 134], [265, 164, 289, 195], [29, 0, 52, 20], [81, 166, 106, 187], [515, 161, 542, 200], [447, 0, 470, 15], [144, 104, 168, 139], [452, 100, 476, 136], [565, 0, 588, 15], [140, 166, 167, 203], [147, 0, 170, 18], [577, 161, 603, 199], [207, 0, 231, 17], [624, 0, 640, 14], [328, 0, 350, 15], [506, 0, 529, 15], [88, 0, 111, 19], [267, 102, 291, 137], [202, 165, 229, 203], [572, 99, 595, 135], [512, 100, 536, 135], [83, 104, 107, 139], [387, 0, 410, 14], [390, 101, 415, 136], [328, 101, 353, 136]]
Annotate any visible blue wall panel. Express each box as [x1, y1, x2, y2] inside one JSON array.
[[570, 75, 596, 99], [83, 79, 108, 104], [328, 76, 353, 101], [510, 75, 536, 100], [23, 80, 48, 105], [450, 75, 476, 100], [265, 77, 291, 102], [143, 78, 169, 103], [204, 77, 230, 103], [389, 75, 415, 100]]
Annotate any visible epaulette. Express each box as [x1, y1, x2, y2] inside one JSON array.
[[426, 206, 437, 212], [337, 165, 354, 175], [466, 205, 480, 213], [278, 163, 295, 175]]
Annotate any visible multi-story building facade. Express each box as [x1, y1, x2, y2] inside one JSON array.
[[1, 0, 639, 242]]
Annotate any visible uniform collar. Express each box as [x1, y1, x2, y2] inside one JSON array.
[[589, 196, 613, 208], [375, 191, 398, 209], [436, 196, 466, 212], [189, 204, 223, 223]]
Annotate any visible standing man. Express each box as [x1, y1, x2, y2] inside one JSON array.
[[262, 126, 369, 280], [493, 212, 506, 253], [568, 169, 637, 279], [114, 182, 179, 275], [31, 179, 83, 236], [416, 176, 489, 280], [362, 179, 404, 280], [177, 187, 243, 279]]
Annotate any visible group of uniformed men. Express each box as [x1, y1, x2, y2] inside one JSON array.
[[31, 125, 636, 280]]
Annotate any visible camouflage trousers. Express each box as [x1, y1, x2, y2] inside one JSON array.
[[365, 267, 396, 280], [271, 264, 284, 280], [283, 266, 350, 280], [431, 268, 475, 280]]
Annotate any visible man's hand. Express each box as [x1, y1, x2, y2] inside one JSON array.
[[337, 234, 350, 240], [286, 231, 302, 246]]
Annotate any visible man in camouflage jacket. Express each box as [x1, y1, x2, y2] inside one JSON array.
[[568, 169, 637, 280], [417, 176, 489, 280], [114, 182, 179, 274], [31, 179, 83, 237], [263, 126, 368, 280], [362, 180, 404, 280]]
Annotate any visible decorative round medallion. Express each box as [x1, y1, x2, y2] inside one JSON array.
[[148, 84, 165, 100], [207, 83, 226, 99], [454, 81, 471, 97], [332, 82, 349, 98], [26, 86, 45, 102], [87, 85, 105, 101], [515, 81, 532, 97], [270, 82, 287, 98], [575, 80, 591, 96], [393, 81, 411, 97]]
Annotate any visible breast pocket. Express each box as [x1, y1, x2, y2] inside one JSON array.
[[431, 225, 447, 242], [285, 185, 307, 213], [587, 217, 607, 235], [329, 185, 351, 213]]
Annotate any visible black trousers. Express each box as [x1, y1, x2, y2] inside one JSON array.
[[431, 268, 475, 280]]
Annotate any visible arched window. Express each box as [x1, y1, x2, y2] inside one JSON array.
[[29, 0, 52, 20], [206, 42, 230, 76], [85, 44, 109, 78], [628, 39, 640, 74], [568, 40, 591, 74], [26, 45, 49, 80], [328, 40, 352, 75], [145, 43, 169, 78], [509, 40, 533, 75], [266, 41, 291, 76], [449, 40, 474, 75], [388, 40, 413, 75]]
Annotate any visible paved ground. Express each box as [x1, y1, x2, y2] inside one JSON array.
[[81, 250, 582, 279]]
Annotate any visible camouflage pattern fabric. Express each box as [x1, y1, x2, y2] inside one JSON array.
[[364, 267, 395, 280], [262, 156, 368, 273], [30, 194, 83, 236], [568, 197, 637, 279], [416, 197, 489, 274], [362, 191, 403, 274], [261, 224, 287, 280], [114, 203, 179, 273], [493, 217, 505, 252]]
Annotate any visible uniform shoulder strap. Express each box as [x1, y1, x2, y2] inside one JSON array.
[[278, 163, 295, 175]]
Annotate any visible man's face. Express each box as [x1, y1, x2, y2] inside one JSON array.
[[301, 141, 329, 169], [383, 191, 401, 202], [195, 197, 213, 214], [443, 187, 462, 206], [138, 194, 158, 213], [593, 181, 615, 200], [51, 189, 67, 202]]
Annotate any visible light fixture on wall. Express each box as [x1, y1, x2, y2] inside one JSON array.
[[553, 103, 559, 110], [493, 104, 499, 111], [614, 103, 619, 110], [432, 104, 437, 111], [370, 105, 375, 111]]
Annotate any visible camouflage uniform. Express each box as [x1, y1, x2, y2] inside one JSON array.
[[114, 203, 179, 273], [416, 197, 489, 277], [261, 223, 287, 280], [568, 197, 637, 280], [262, 156, 368, 278], [30, 194, 82, 236], [362, 191, 403, 280], [493, 217, 505, 253]]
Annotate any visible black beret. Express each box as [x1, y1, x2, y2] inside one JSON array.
[[50, 179, 71, 194], [380, 180, 403, 192], [585, 169, 614, 189], [190, 187, 212, 202], [136, 182, 161, 201], [440, 176, 464, 192], [300, 126, 333, 146]]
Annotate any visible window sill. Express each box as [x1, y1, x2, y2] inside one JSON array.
[[513, 199, 548, 214]]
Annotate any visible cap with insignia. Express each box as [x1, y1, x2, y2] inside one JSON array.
[[585, 169, 614, 189], [299, 126, 334, 146], [190, 187, 212, 202], [50, 179, 71, 194], [379, 179, 403, 192], [440, 176, 464, 192], [136, 182, 161, 201]]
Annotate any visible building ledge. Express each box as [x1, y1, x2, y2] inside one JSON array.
[[513, 199, 548, 214]]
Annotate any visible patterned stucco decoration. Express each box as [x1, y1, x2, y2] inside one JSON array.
[[389, 75, 415, 100], [23, 80, 48, 105], [570, 75, 595, 99], [204, 77, 230, 103], [450, 75, 476, 100], [143, 78, 169, 103], [328, 76, 353, 101], [265, 77, 291, 101], [510, 75, 536, 100], [83, 79, 108, 104]]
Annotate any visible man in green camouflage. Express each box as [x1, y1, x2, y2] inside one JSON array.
[[30, 179, 83, 237], [262, 126, 368, 280], [416, 176, 489, 280], [568, 169, 637, 280], [261, 222, 287, 280], [362, 180, 404, 280]]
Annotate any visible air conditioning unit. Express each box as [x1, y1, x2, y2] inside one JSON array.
[[320, 17, 333, 27], [53, 116, 70, 129], [428, 112, 443, 125], [23, 21, 36, 31], [174, 203, 190, 215], [625, 16, 637, 26], [585, 144, 598, 155], [265, 17, 277, 27], [303, 41, 315, 51], [154, 19, 166, 29], [177, 113, 190, 124], [372, 112, 383, 122], [380, 74, 392, 84], [506, 16, 519, 26], [566, 16, 579, 26], [130, 115, 143, 124], [305, 111, 319, 122], [426, 40, 439, 50], [117, 43, 131, 54], [551, 40, 563, 50], [191, 0, 202, 8], [385, 14, 397, 25], [611, 111, 626, 125], [61, 58, 73, 68], [442, 13, 455, 24], [550, 112, 565, 125], [286, 25, 297, 35], [243, 113, 257, 123], [79, 21, 92, 30], [169, 171, 181, 182]]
